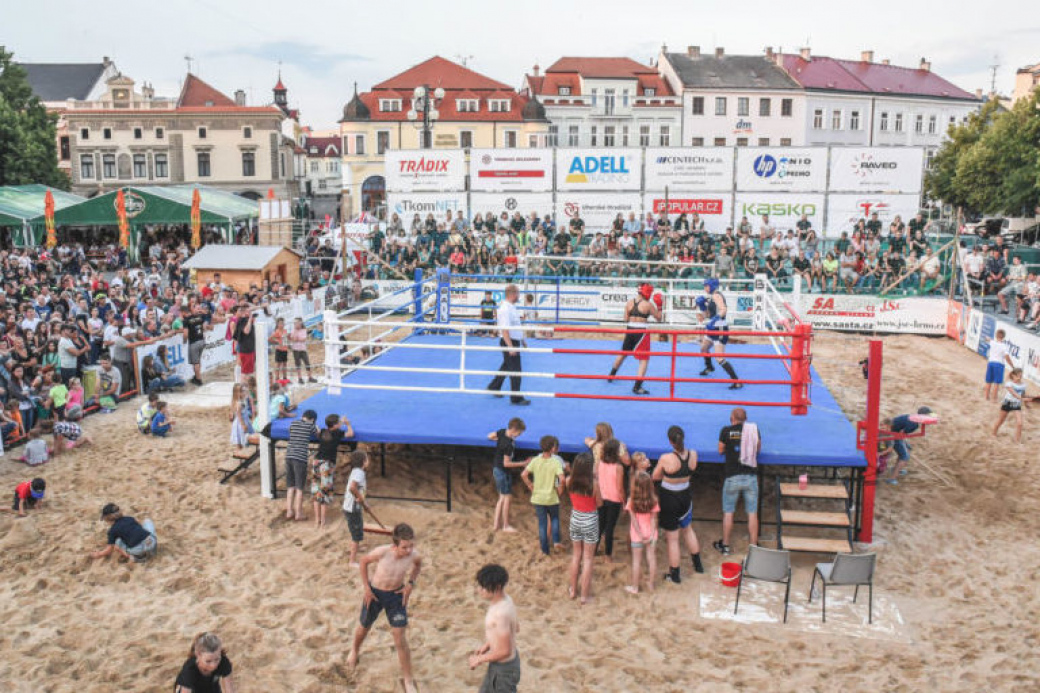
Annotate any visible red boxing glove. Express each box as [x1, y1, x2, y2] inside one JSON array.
[[652, 292, 664, 308]]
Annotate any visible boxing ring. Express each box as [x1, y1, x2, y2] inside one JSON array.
[[260, 270, 868, 533]]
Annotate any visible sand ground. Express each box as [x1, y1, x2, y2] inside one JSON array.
[[1, 332, 1039, 692]]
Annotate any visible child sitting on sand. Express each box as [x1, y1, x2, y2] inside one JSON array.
[[137, 393, 159, 435], [65, 377, 85, 421], [520, 435, 566, 555], [150, 401, 175, 437], [6, 478, 46, 517], [18, 428, 51, 466], [174, 632, 235, 693], [625, 471, 660, 595]]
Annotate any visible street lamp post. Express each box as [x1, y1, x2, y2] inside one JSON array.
[[407, 85, 445, 149]]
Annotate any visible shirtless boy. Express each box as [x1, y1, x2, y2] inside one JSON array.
[[469, 563, 520, 693], [347, 523, 423, 693]]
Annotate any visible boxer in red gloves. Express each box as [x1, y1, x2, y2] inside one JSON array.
[[608, 283, 664, 395]]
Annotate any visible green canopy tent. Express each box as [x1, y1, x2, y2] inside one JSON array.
[[0, 185, 85, 247], [43, 186, 259, 255]]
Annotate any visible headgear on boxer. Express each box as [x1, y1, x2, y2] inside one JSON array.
[[704, 278, 720, 294], [638, 283, 654, 299]]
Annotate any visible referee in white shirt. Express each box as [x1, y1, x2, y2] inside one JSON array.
[[487, 284, 530, 405]]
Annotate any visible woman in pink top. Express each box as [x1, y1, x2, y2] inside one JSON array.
[[625, 471, 660, 594], [595, 439, 626, 562]]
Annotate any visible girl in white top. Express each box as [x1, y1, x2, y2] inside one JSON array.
[[993, 367, 1028, 443]]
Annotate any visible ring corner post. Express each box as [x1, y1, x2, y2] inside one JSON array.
[[790, 322, 812, 415], [435, 268, 452, 326], [412, 268, 424, 323], [859, 339, 884, 544], [324, 309, 342, 395]]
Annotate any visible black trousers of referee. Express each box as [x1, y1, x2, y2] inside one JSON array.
[[488, 338, 523, 402]]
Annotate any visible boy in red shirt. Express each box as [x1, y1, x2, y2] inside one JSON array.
[[8, 478, 46, 517]]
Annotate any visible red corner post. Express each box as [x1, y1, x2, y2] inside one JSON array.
[[790, 323, 812, 415], [859, 339, 883, 544]]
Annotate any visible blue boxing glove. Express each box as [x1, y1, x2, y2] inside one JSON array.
[[695, 296, 708, 311], [706, 316, 721, 331]]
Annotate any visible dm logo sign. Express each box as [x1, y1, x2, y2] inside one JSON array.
[[753, 155, 777, 178]]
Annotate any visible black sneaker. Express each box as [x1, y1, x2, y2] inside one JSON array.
[[712, 539, 732, 555], [511, 398, 531, 406], [700, 367, 715, 376], [728, 382, 743, 390], [308, 377, 317, 383], [632, 386, 649, 395], [190, 377, 202, 386]]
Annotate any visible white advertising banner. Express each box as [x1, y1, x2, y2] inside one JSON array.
[[733, 193, 825, 234], [644, 148, 734, 191], [469, 192, 554, 219], [735, 147, 827, 192], [645, 192, 733, 233], [825, 193, 922, 237], [798, 294, 947, 334], [828, 147, 925, 193], [201, 323, 234, 373], [557, 192, 642, 231], [470, 149, 553, 192], [555, 148, 641, 191], [384, 149, 466, 192], [386, 192, 467, 218]]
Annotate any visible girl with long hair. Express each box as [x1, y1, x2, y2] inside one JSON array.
[[625, 471, 660, 594], [566, 452, 599, 605]]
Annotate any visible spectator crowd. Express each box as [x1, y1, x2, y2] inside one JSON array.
[[359, 208, 946, 293]]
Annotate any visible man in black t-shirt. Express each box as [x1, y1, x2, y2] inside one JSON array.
[[713, 407, 761, 555], [183, 302, 209, 386], [232, 305, 257, 378], [479, 291, 497, 337]]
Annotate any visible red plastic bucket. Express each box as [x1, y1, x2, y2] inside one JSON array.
[[720, 562, 742, 588]]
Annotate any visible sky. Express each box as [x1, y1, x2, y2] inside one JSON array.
[[4, 0, 1037, 129]]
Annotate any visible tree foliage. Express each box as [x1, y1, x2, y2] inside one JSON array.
[[0, 47, 69, 189], [926, 92, 1040, 216]]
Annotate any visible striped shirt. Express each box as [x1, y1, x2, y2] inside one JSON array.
[[286, 419, 317, 464]]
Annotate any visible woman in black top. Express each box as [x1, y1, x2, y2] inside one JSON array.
[[651, 425, 704, 583], [175, 632, 235, 693]]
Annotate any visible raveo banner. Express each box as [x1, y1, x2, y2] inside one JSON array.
[[733, 193, 825, 235], [645, 192, 733, 233], [644, 148, 734, 191], [557, 192, 642, 230], [470, 192, 554, 220], [828, 147, 925, 193], [825, 194, 922, 236], [384, 149, 466, 192], [387, 192, 467, 217], [469, 149, 553, 192], [555, 148, 641, 191], [735, 147, 827, 192]]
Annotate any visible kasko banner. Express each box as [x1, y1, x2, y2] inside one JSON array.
[[645, 193, 733, 233], [825, 194, 923, 236], [384, 149, 466, 192], [734, 193, 825, 235], [470, 192, 554, 220], [555, 148, 641, 191], [735, 147, 827, 192], [644, 148, 734, 191], [557, 192, 642, 230], [828, 147, 924, 193], [469, 149, 553, 192], [387, 192, 467, 218]]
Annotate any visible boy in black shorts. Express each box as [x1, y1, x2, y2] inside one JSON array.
[[347, 523, 423, 693]]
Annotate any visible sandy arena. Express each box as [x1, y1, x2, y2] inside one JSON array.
[[1, 332, 1039, 692]]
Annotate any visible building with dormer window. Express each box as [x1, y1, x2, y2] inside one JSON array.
[[339, 56, 549, 217], [520, 57, 682, 149]]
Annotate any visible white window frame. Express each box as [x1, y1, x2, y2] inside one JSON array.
[[558, 86, 571, 96], [603, 125, 616, 147], [132, 153, 147, 178], [567, 125, 579, 147], [621, 125, 629, 147], [503, 130, 518, 148], [659, 125, 670, 147], [488, 99, 510, 112], [379, 99, 402, 112], [831, 109, 842, 130], [915, 114, 924, 134], [813, 108, 824, 129], [376, 130, 390, 155], [548, 124, 559, 147], [459, 130, 474, 149], [894, 112, 904, 132], [737, 97, 750, 117], [456, 99, 479, 113], [715, 97, 727, 116], [928, 114, 937, 135], [879, 112, 889, 132], [639, 124, 650, 147], [850, 110, 861, 131], [154, 153, 168, 178], [80, 154, 95, 180]]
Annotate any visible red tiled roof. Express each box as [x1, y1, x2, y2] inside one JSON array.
[[525, 75, 544, 94], [373, 56, 513, 91], [304, 136, 341, 157], [354, 91, 528, 122], [538, 73, 582, 96], [780, 55, 977, 100], [274, 78, 286, 91], [636, 74, 674, 96], [67, 106, 281, 116], [177, 74, 236, 107], [545, 57, 657, 78]]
